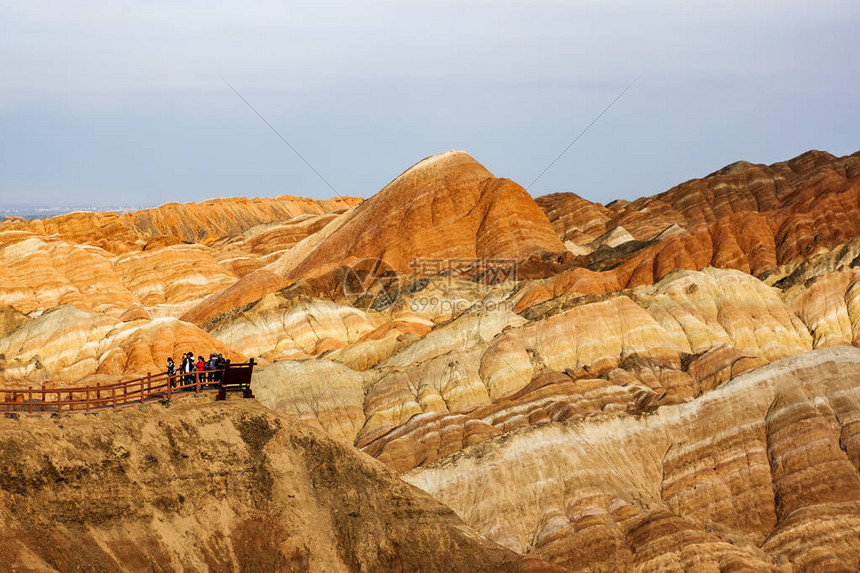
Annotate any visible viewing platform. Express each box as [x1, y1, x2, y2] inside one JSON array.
[[0, 359, 256, 413]]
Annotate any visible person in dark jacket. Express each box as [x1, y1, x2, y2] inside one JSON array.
[[207, 353, 217, 383], [166, 357, 177, 388], [183, 352, 195, 384], [215, 353, 226, 382]]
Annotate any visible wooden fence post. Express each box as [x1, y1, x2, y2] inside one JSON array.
[[28, 387, 32, 414], [86, 388, 90, 412]]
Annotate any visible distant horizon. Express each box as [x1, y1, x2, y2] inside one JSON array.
[[2, 145, 857, 215], [0, 204, 150, 220]]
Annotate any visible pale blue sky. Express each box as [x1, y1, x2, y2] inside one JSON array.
[[1, 1, 858, 207]]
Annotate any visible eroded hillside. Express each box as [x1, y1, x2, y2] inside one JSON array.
[[0, 398, 559, 572], [2, 149, 860, 571]]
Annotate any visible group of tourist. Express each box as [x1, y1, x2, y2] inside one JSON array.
[[165, 352, 226, 388]]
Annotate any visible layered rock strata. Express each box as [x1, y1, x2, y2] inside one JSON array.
[[405, 348, 860, 572]]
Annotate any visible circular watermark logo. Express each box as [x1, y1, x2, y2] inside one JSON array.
[[341, 258, 402, 309]]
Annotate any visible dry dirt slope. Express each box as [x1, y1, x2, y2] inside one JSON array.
[[0, 398, 562, 573]]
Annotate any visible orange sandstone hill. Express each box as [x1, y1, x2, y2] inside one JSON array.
[[0, 195, 360, 254], [269, 151, 565, 280], [180, 150, 567, 327], [0, 196, 359, 384]]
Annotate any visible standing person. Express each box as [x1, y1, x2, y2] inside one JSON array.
[[196, 355, 206, 384], [215, 353, 226, 382], [166, 357, 176, 388], [184, 352, 195, 385], [207, 353, 217, 382]]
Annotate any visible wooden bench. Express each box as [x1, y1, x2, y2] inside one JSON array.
[[217, 358, 256, 400]]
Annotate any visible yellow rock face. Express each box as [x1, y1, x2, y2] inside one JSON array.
[[637, 267, 813, 363], [352, 268, 822, 473], [784, 268, 860, 348], [112, 244, 238, 317], [208, 295, 381, 359], [0, 236, 237, 317], [0, 305, 242, 385], [0, 236, 137, 314], [0, 305, 120, 383], [252, 359, 370, 443]]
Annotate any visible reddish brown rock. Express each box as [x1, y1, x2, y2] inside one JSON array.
[[523, 150, 860, 309], [280, 151, 566, 279], [535, 192, 613, 244]]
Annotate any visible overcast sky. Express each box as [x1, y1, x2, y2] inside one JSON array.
[[1, 1, 858, 208]]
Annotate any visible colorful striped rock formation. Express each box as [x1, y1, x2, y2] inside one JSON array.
[[2, 149, 860, 571]]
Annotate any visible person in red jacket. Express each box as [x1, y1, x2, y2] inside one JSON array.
[[196, 355, 206, 382]]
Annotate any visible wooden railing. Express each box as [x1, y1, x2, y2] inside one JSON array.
[[0, 359, 255, 413]]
